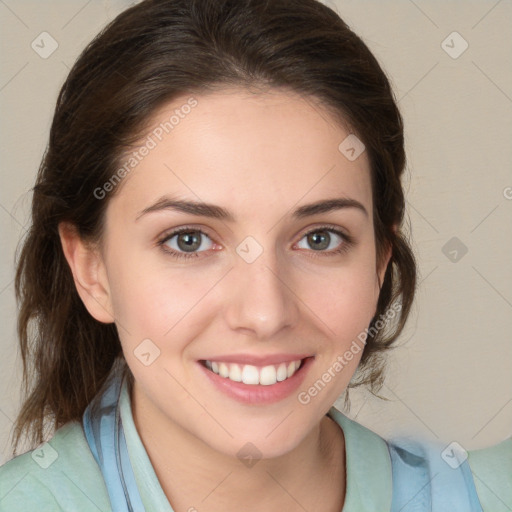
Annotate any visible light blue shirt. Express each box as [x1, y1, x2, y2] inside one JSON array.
[[1, 372, 511, 511]]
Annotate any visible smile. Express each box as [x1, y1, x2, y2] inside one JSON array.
[[203, 359, 303, 386], [198, 356, 314, 405]]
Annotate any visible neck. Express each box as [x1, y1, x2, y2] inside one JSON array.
[[131, 382, 346, 512]]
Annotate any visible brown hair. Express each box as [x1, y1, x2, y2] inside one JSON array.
[[12, 0, 416, 455]]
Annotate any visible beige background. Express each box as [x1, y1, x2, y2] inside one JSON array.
[[0, 0, 511, 464]]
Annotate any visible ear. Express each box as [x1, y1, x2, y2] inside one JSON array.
[[58, 222, 114, 324], [376, 224, 396, 291]]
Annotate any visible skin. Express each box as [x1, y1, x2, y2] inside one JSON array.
[[60, 87, 391, 512]]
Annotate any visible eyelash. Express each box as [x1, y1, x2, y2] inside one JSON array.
[[157, 225, 355, 260]]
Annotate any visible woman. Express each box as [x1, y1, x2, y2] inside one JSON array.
[[0, 0, 510, 510]]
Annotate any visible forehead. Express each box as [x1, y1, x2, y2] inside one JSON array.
[[109, 87, 373, 222]]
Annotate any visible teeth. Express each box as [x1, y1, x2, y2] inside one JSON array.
[[204, 359, 303, 385], [276, 363, 288, 382], [242, 365, 259, 385], [260, 365, 277, 386], [229, 363, 242, 382], [218, 362, 230, 378]]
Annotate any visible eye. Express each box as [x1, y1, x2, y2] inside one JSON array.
[[295, 227, 352, 255], [159, 228, 215, 259], [157, 225, 354, 261]]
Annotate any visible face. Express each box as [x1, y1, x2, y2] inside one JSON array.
[[81, 88, 389, 459]]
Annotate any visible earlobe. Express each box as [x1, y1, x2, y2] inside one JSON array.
[[376, 226, 396, 292], [58, 222, 114, 324], [378, 242, 393, 289]]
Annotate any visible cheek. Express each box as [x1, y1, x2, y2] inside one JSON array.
[[298, 259, 380, 337], [295, 265, 379, 401], [106, 247, 221, 347], [106, 230, 380, 355]]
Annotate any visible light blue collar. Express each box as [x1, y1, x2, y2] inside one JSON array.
[[82, 359, 483, 512], [82, 360, 145, 511]]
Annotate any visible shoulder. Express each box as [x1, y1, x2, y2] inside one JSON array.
[[327, 407, 393, 510], [329, 406, 511, 511], [0, 421, 111, 512], [387, 434, 512, 512], [468, 436, 512, 512]]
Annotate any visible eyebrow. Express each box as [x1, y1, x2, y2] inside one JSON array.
[[135, 196, 368, 222]]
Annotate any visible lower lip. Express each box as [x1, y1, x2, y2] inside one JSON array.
[[198, 357, 314, 405]]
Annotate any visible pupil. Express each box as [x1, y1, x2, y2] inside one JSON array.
[[178, 232, 201, 252], [175, 231, 331, 252], [309, 231, 329, 251]]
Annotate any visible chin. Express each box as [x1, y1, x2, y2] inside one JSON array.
[[199, 416, 315, 462]]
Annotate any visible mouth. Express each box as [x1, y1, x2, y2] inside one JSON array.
[[200, 358, 305, 386], [198, 356, 314, 405]]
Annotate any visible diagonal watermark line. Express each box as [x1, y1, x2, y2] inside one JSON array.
[[61, 471, 103, 511], [266, 164, 337, 234], [472, 0, 505, 29], [472, 61, 512, 103], [470, 204, 499, 233], [163, 367, 233, 438], [0, 279, 14, 297], [265, 410, 294, 438], [407, 0, 439, 28], [61, 0, 93, 29], [398, 472, 439, 512], [0, 1, 29, 29], [0, 471, 30, 503], [418, 265, 438, 286], [201, 471, 233, 502], [398, 62, 439, 103], [266, 470, 310, 512], [0, 202, 24, 228], [163, 267, 234, 336], [78, 285, 132, 336], [384, 384, 439, 438], [471, 469, 512, 510], [0, 406, 13, 424], [472, 266, 512, 308], [265, 266, 337, 336], [0, 62, 29, 93], [352, 395, 369, 421], [164, 163, 234, 235], [471, 397, 512, 439], [405, 199, 439, 233]]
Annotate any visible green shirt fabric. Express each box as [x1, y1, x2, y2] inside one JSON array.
[[1, 376, 511, 511]]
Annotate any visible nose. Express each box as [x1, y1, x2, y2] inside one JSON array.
[[223, 250, 300, 339]]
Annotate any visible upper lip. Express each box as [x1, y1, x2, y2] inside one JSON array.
[[200, 353, 313, 366]]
